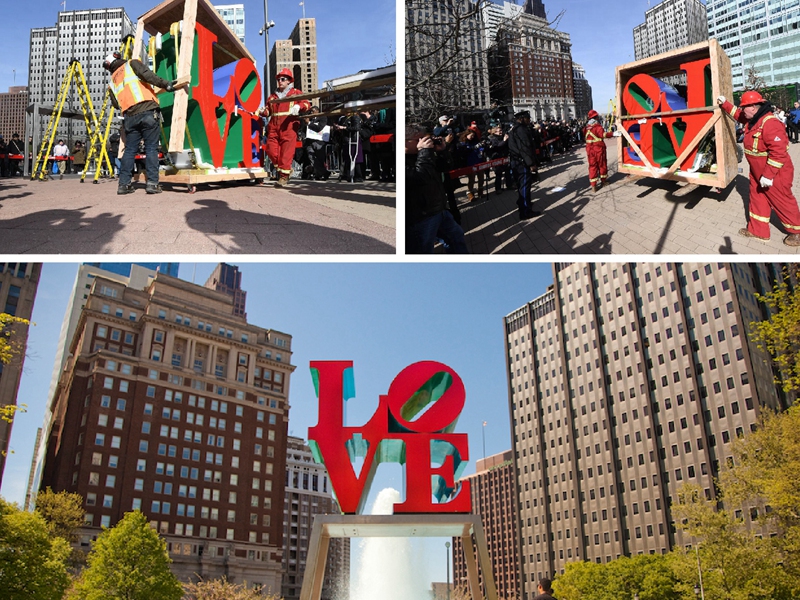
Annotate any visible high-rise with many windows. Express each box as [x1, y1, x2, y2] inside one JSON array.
[[707, 0, 800, 91], [28, 9, 135, 144], [268, 19, 318, 97], [505, 263, 789, 599], [214, 4, 246, 44], [633, 0, 708, 61], [0, 263, 41, 485], [38, 269, 295, 590], [282, 436, 349, 600]]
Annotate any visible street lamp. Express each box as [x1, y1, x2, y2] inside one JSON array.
[[445, 541, 451, 600], [695, 545, 706, 600], [258, 0, 275, 100]]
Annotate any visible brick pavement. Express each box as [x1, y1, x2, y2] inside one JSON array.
[[0, 175, 395, 254], [458, 139, 800, 255]]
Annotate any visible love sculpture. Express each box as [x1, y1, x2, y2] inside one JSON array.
[[615, 39, 738, 189], [307, 360, 471, 515]]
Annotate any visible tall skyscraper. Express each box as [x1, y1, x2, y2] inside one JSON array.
[[268, 19, 318, 97], [27, 264, 169, 509], [28, 8, 135, 143], [0, 263, 41, 485], [406, 0, 490, 120], [282, 436, 349, 600], [486, 0, 575, 120], [505, 263, 789, 599], [572, 63, 593, 119], [707, 0, 800, 91], [0, 86, 29, 141], [86, 263, 180, 278], [633, 0, 708, 61], [453, 451, 520, 599], [215, 4, 246, 45], [38, 268, 295, 589], [204, 263, 247, 319]]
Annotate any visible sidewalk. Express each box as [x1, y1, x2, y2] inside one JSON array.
[[458, 140, 800, 254], [0, 175, 395, 254]]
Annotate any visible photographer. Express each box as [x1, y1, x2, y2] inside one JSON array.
[[406, 124, 468, 254], [457, 125, 486, 201]]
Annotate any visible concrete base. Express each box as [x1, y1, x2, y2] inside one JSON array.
[[299, 514, 498, 600]]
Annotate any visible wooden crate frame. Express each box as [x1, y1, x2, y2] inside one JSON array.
[[132, 0, 267, 188], [614, 39, 738, 188]]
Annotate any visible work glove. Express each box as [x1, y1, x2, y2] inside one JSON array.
[[290, 105, 301, 116], [612, 130, 622, 137], [717, 95, 726, 105], [165, 80, 178, 92], [759, 176, 773, 188]]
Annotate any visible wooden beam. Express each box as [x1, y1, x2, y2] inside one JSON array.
[[620, 105, 717, 121], [267, 76, 396, 104], [132, 20, 145, 61], [168, 0, 198, 153], [616, 121, 660, 178]]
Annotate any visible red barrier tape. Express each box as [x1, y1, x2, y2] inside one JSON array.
[[447, 157, 509, 179], [0, 154, 24, 159]]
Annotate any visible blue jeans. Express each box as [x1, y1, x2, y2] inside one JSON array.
[[119, 109, 161, 187], [407, 210, 469, 254]]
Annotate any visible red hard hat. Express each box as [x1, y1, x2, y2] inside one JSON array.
[[276, 68, 293, 82], [587, 109, 599, 119], [739, 90, 766, 107]]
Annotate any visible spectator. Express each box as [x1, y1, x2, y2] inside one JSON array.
[[533, 578, 556, 600], [457, 127, 485, 201], [406, 124, 468, 254], [52, 139, 70, 180], [7, 133, 25, 177], [72, 140, 86, 175], [788, 101, 800, 143], [486, 123, 511, 195], [302, 106, 330, 181], [507, 111, 541, 220], [0, 136, 7, 177]]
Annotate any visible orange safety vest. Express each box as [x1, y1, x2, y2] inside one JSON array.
[[110, 62, 158, 114]]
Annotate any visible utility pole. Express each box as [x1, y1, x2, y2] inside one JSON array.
[[260, 0, 275, 100]]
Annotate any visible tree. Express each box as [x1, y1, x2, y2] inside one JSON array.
[[35, 488, 85, 542], [0, 313, 31, 432], [743, 64, 767, 94], [749, 279, 800, 393], [183, 577, 281, 600], [552, 554, 678, 600], [0, 497, 72, 600], [73, 510, 183, 600]]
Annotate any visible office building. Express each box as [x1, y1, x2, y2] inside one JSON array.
[[28, 8, 135, 143], [453, 451, 520, 599], [268, 19, 318, 97], [633, 0, 708, 61], [204, 263, 247, 319], [505, 263, 789, 598], [486, 0, 575, 120], [707, 0, 800, 91], [572, 63, 593, 119], [282, 436, 349, 600], [406, 0, 490, 120], [0, 86, 29, 141], [0, 263, 41, 485], [27, 264, 168, 509], [37, 269, 295, 590], [214, 4, 245, 44]]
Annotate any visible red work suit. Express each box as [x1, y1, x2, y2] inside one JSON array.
[[264, 86, 310, 176], [722, 100, 800, 239], [583, 121, 613, 188]]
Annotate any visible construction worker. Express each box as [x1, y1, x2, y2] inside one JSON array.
[[258, 68, 310, 187], [583, 109, 617, 192], [718, 92, 800, 246], [103, 51, 184, 195]]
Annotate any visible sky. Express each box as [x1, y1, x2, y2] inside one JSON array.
[[1, 261, 554, 586], [0, 0, 396, 94]]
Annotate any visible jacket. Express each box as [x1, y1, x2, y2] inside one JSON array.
[[265, 86, 310, 135], [109, 59, 170, 116], [722, 100, 792, 181], [508, 123, 537, 167], [406, 148, 447, 224]]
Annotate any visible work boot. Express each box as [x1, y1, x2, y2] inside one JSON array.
[[274, 174, 290, 188], [146, 182, 162, 194], [738, 227, 769, 242], [784, 234, 800, 247], [117, 184, 135, 195]]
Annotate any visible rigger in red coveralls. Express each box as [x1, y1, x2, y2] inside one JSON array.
[[258, 68, 310, 187], [583, 109, 618, 192], [718, 91, 800, 246]]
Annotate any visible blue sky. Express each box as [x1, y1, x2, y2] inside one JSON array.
[[1, 261, 554, 585], [0, 0, 396, 94]]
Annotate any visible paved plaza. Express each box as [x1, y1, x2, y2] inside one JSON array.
[[458, 139, 800, 254], [0, 176, 395, 254]]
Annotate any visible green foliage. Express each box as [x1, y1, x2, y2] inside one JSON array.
[[750, 280, 800, 392], [183, 577, 282, 600], [74, 511, 182, 600], [0, 313, 31, 366], [552, 554, 678, 600], [0, 497, 72, 600], [35, 488, 85, 542]]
